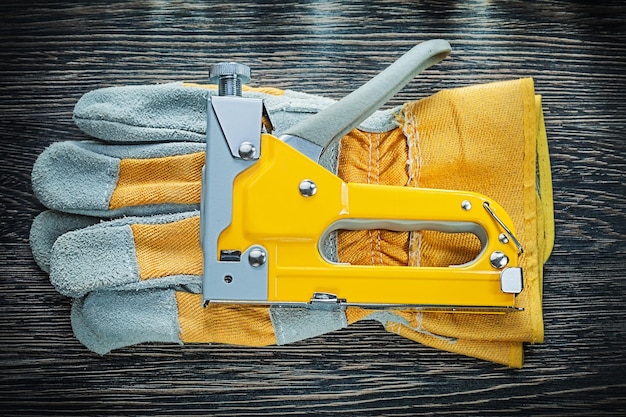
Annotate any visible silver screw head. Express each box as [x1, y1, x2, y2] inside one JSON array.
[[299, 179, 317, 197], [209, 62, 251, 97], [498, 233, 510, 244], [209, 62, 251, 83], [490, 251, 509, 269], [238, 142, 256, 160], [461, 200, 472, 211], [248, 247, 267, 268]]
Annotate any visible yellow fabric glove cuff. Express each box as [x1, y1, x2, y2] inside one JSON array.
[[338, 78, 553, 367]]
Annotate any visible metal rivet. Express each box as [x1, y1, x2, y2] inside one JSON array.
[[461, 200, 472, 211], [248, 247, 267, 268], [238, 142, 256, 160], [299, 179, 317, 197], [499, 233, 509, 244], [224, 275, 233, 283], [490, 251, 509, 269]]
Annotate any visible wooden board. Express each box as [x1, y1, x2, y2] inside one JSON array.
[[0, 1, 624, 415]]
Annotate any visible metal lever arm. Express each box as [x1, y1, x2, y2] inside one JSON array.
[[281, 39, 451, 158]]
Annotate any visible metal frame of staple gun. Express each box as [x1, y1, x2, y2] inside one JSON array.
[[201, 40, 525, 312]]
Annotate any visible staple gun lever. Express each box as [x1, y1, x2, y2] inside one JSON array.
[[201, 40, 524, 312]]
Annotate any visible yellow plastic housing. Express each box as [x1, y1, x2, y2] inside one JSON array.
[[218, 134, 521, 309]]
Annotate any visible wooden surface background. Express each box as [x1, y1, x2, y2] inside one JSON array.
[[1, 0, 625, 415]]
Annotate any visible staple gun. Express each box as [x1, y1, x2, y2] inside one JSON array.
[[200, 40, 524, 312]]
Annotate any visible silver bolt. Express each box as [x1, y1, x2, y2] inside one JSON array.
[[461, 200, 472, 211], [209, 62, 251, 97], [248, 247, 267, 268], [299, 179, 317, 197], [238, 142, 256, 160], [499, 233, 509, 244], [490, 251, 509, 269]]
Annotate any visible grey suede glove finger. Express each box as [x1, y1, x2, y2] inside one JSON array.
[[32, 210, 201, 298], [72, 82, 397, 142], [71, 288, 351, 355], [73, 83, 334, 142]]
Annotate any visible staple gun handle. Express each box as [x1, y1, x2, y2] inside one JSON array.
[[282, 39, 451, 160], [319, 184, 491, 255]]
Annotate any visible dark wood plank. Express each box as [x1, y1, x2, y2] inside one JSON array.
[[1, 0, 625, 415]]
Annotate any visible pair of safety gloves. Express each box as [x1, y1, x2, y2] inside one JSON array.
[[30, 76, 553, 368]]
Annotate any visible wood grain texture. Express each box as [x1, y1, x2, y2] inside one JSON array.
[[1, 0, 625, 415]]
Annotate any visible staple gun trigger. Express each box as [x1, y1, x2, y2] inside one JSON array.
[[201, 40, 524, 312]]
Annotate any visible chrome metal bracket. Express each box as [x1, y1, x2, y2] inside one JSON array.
[[201, 95, 270, 306]]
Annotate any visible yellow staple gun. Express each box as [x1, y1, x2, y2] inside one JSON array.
[[201, 40, 524, 312]]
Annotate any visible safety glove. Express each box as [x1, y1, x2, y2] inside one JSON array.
[[31, 78, 553, 368]]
